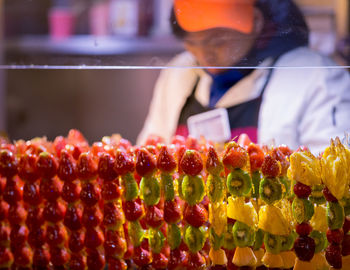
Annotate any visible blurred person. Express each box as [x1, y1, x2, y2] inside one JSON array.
[[138, 0, 350, 153]]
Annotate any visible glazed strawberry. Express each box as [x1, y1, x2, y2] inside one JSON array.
[[168, 248, 188, 270], [18, 153, 39, 182], [40, 177, 62, 201], [271, 148, 289, 175], [0, 177, 5, 196], [186, 136, 200, 151], [101, 181, 121, 201], [46, 224, 68, 246], [80, 182, 101, 206], [223, 142, 248, 170], [104, 230, 127, 258], [135, 148, 157, 177], [53, 136, 67, 157], [146, 145, 158, 156], [8, 203, 27, 225], [133, 246, 152, 267], [0, 224, 10, 243], [294, 181, 312, 198], [176, 146, 186, 174], [69, 230, 85, 253], [261, 154, 281, 178], [26, 207, 44, 229], [171, 135, 186, 147], [64, 205, 83, 231], [187, 251, 206, 270], [50, 246, 70, 266], [98, 153, 118, 181], [152, 252, 168, 269], [157, 146, 177, 173], [123, 200, 144, 221], [108, 258, 127, 270], [62, 181, 81, 203], [43, 201, 66, 223], [0, 247, 13, 267], [69, 253, 86, 270], [145, 205, 163, 228], [36, 152, 58, 179], [0, 149, 18, 178], [247, 144, 265, 172], [82, 206, 103, 228], [278, 145, 293, 157], [23, 182, 42, 205], [183, 204, 208, 228], [84, 227, 104, 249], [145, 135, 164, 147], [57, 150, 77, 181], [296, 222, 312, 236], [323, 187, 338, 202], [10, 225, 28, 249], [13, 245, 32, 267], [86, 248, 105, 270], [326, 229, 344, 245], [114, 150, 135, 175], [0, 201, 8, 221], [3, 178, 22, 204], [77, 152, 98, 181], [33, 247, 50, 267], [180, 150, 203, 176], [28, 227, 46, 248], [325, 243, 342, 269], [205, 146, 223, 175], [103, 202, 124, 228], [164, 197, 181, 224]]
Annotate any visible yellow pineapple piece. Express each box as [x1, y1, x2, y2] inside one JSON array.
[[209, 248, 227, 266], [280, 251, 296, 269], [227, 197, 257, 229], [288, 151, 321, 187], [209, 202, 227, 236], [294, 258, 317, 270], [310, 205, 328, 233], [310, 252, 329, 270], [342, 255, 350, 269], [258, 205, 291, 235], [253, 248, 265, 267], [276, 198, 295, 230], [232, 247, 257, 267], [262, 252, 284, 268]]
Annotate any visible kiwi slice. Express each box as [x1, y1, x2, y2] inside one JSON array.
[[140, 176, 161, 206], [149, 228, 165, 254], [251, 171, 262, 199], [310, 185, 326, 205], [223, 223, 236, 250], [167, 223, 181, 250], [210, 228, 224, 251], [227, 169, 252, 197], [161, 173, 175, 201], [264, 232, 282, 254], [232, 221, 255, 247], [182, 175, 205, 206], [123, 173, 139, 201], [253, 229, 264, 250], [310, 230, 327, 253], [128, 221, 144, 247], [259, 177, 282, 204], [292, 198, 314, 224], [184, 225, 206, 253], [279, 176, 291, 198], [177, 175, 184, 200], [327, 201, 345, 230], [207, 174, 225, 203], [280, 231, 297, 251]]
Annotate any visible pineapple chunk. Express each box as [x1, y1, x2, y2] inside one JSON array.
[[227, 197, 257, 228], [209, 248, 227, 266], [253, 248, 265, 267], [232, 247, 257, 267], [209, 202, 227, 236], [280, 251, 296, 269], [261, 252, 284, 268], [294, 258, 317, 270], [258, 205, 291, 235], [310, 205, 328, 233], [310, 252, 329, 270]]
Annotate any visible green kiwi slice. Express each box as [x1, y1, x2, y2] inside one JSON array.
[[327, 201, 345, 230], [207, 174, 225, 203], [292, 198, 314, 224], [253, 229, 264, 250], [310, 230, 327, 253], [128, 221, 144, 247], [184, 225, 206, 253], [280, 231, 297, 251], [140, 176, 161, 206], [264, 232, 282, 254], [149, 228, 165, 254], [251, 171, 262, 199], [182, 175, 205, 206], [123, 173, 139, 201], [226, 169, 252, 197], [161, 173, 175, 201], [279, 176, 291, 198], [232, 221, 255, 248], [259, 177, 282, 204], [167, 223, 182, 250], [223, 223, 236, 250], [310, 185, 326, 205]]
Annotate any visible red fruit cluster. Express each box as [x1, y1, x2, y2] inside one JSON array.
[[261, 155, 281, 178], [223, 142, 248, 170]]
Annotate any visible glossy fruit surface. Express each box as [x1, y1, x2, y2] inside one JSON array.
[[205, 146, 223, 175], [50, 246, 70, 266], [247, 144, 265, 172], [86, 248, 105, 270], [180, 150, 203, 176], [98, 153, 118, 181], [84, 228, 104, 249], [323, 187, 338, 202], [80, 182, 101, 206], [164, 198, 181, 224], [102, 181, 121, 201], [294, 182, 312, 198], [10, 224, 29, 246], [133, 246, 152, 267], [28, 226, 46, 248], [77, 152, 98, 181], [0, 150, 18, 178], [325, 243, 342, 268], [145, 205, 163, 228], [40, 177, 62, 202], [152, 252, 168, 269], [326, 229, 344, 244], [62, 181, 81, 203], [223, 143, 248, 170], [104, 229, 127, 258], [43, 201, 66, 223], [296, 222, 312, 236], [69, 253, 86, 270], [36, 152, 58, 179], [26, 207, 44, 229], [293, 236, 315, 261], [183, 204, 207, 228], [168, 248, 188, 270], [114, 150, 135, 176], [64, 205, 83, 231], [261, 155, 281, 178], [8, 203, 27, 225], [136, 148, 157, 177], [57, 149, 76, 181], [23, 182, 42, 205], [157, 146, 176, 173], [69, 230, 85, 253], [82, 206, 103, 228], [103, 202, 124, 228], [33, 247, 50, 267], [123, 200, 144, 221], [46, 224, 68, 246], [18, 153, 39, 182]]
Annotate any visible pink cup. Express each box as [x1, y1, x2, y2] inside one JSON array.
[[89, 2, 110, 36], [49, 8, 75, 40]]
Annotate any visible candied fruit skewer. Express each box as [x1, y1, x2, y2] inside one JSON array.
[[180, 149, 207, 269], [98, 151, 127, 270], [246, 143, 265, 202], [205, 146, 228, 268], [77, 151, 105, 270], [58, 149, 86, 270]]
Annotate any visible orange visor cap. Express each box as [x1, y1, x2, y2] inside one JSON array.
[[174, 0, 256, 34]]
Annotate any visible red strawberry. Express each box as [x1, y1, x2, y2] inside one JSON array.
[[46, 224, 68, 247], [104, 230, 127, 258], [183, 203, 208, 228], [187, 251, 206, 270], [296, 222, 312, 236], [40, 177, 63, 201], [180, 150, 203, 176], [43, 201, 66, 223], [108, 258, 127, 270], [136, 148, 157, 177], [69, 230, 85, 253], [206, 146, 223, 175], [102, 181, 121, 201], [157, 146, 177, 173], [145, 135, 164, 147], [168, 248, 188, 270], [186, 136, 200, 151], [50, 246, 70, 266], [261, 155, 281, 178], [53, 136, 67, 157], [64, 205, 83, 231], [294, 181, 312, 198], [77, 152, 98, 181], [33, 247, 50, 267], [82, 206, 103, 228], [152, 252, 169, 269], [133, 246, 152, 267], [271, 148, 289, 175], [325, 244, 342, 269], [84, 228, 104, 249], [18, 153, 39, 182], [0, 247, 13, 267], [278, 145, 293, 157], [26, 207, 44, 229], [0, 224, 10, 243], [57, 149, 77, 181], [171, 135, 186, 147], [13, 245, 32, 267], [164, 197, 181, 224], [3, 178, 23, 204], [114, 150, 135, 175], [62, 181, 81, 203], [86, 248, 105, 270], [0, 201, 9, 221], [28, 226, 46, 248], [0, 149, 18, 178], [103, 202, 124, 228], [10, 224, 28, 246], [36, 152, 58, 179], [23, 182, 42, 205], [223, 142, 248, 170], [326, 229, 344, 245], [123, 200, 144, 221], [8, 203, 27, 225], [80, 182, 101, 207], [69, 253, 86, 270], [98, 153, 118, 181], [145, 205, 164, 228], [247, 144, 265, 172]]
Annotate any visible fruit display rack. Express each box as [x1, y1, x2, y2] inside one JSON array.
[[0, 130, 349, 270]]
